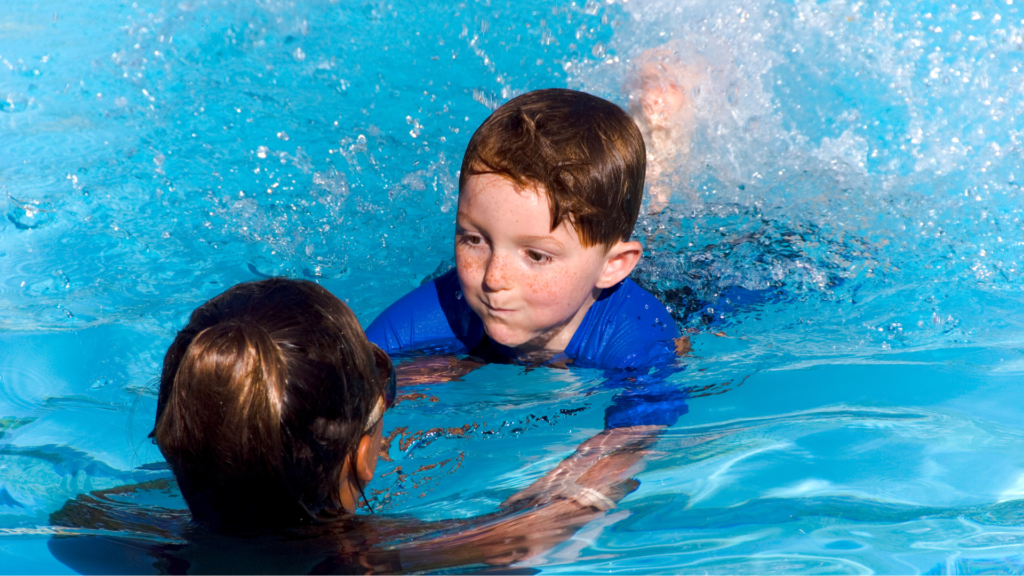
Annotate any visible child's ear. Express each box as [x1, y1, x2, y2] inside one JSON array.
[[354, 429, 380, 484], [596, 240, 643, 289]]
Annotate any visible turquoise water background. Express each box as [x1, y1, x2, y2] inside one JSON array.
[[2, 0, 1024, 572]]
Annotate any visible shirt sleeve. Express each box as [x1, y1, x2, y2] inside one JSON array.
[[603, 375, 690, 428], [567, 279, 682, 370], [364, 269, 482, 356], [571, 280, 688, 429]]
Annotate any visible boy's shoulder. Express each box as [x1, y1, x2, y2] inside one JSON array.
[[365, 269, 483, 356], [565, 279, 681, 370], [366, 271, 680, 370]]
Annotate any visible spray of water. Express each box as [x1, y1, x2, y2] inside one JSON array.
[[565, 0, 1024, 363]]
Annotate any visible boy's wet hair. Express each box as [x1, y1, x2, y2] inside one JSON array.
[[151, 278, 381, 531], [460, 88, 646, 248]]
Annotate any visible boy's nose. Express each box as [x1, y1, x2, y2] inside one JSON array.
[[482, 255, 513, 292]]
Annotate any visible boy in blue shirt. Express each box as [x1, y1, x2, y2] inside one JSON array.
[[367, 88, 683, 373], [367, 89, 689, 505]]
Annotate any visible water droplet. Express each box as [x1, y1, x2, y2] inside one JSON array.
[[246, 244, 300, 278], [0, 93, 32, 113], [6, 196, 54, 230]]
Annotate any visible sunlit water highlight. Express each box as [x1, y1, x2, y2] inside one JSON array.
[[1, 0, 1024, 573]]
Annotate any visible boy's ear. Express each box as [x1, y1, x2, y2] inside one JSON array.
[[596, 240, 643, 289]]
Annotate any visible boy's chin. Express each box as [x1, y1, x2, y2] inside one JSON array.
[[482, 325, 533, 350], [484, 326, 561, 354]]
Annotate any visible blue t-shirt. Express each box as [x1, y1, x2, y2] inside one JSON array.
[[366, 269, 688, 428]]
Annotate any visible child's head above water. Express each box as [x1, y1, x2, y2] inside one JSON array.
[[152, 278, 395, 531], [460, 88, 646, 250], [455, 89, 648, 352]]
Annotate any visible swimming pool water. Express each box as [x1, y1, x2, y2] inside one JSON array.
[[2, 0, 1024, 572]]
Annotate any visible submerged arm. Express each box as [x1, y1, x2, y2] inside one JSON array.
[[393, 354, 483, 387], [496, 339, 691, 513], [391, 434, 645, 571], [498, 424, 664, 511]]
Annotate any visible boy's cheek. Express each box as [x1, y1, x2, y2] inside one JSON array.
[[455, 249, 483, 276], [523, 276, 557, 300], [523, 266, 582, 300]]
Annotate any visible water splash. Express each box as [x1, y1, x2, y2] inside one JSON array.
[[558, 0, 1024, 364], [5, 196, 55, 230]]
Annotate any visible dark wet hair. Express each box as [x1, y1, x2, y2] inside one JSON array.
[[151, 278, 381, 531], [460, 88, 647, 248]]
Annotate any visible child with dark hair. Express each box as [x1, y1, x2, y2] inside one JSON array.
[[49, 278, 649, 573], [152, 277, 391, 530]]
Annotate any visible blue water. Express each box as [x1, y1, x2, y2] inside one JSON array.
[[2, 0, 1024, 572]]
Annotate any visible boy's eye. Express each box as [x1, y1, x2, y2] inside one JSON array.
[[458, 233, 483, 246], [526, 250, 552, 264]]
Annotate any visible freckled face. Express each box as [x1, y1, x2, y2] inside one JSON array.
[[455, 174, 611, 352]]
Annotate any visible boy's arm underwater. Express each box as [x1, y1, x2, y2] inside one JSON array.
[[392, 332, 689, 394], [396, 470, 640, 570], [393, 353, 483, 387], [499, 335, 693, 510], [498, 424, 663, 511]]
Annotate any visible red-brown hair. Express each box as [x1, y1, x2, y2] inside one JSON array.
[[459, 88, 646, 248]]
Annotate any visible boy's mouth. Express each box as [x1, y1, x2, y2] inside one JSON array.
[[483, 301, 516, 314]]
